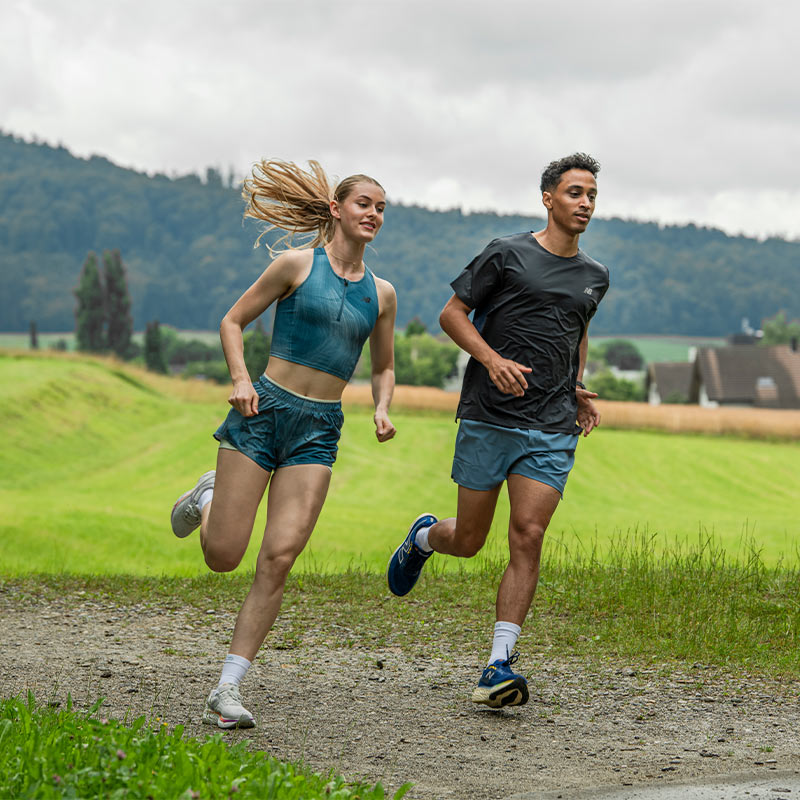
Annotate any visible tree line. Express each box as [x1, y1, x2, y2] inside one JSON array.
[[71, 249, 461, 387], [2, 130, 799, 339]]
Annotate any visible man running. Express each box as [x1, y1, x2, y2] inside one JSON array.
[[387, 153, 609, 708]]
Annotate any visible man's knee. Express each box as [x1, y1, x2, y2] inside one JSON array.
[[451, 520, 491, 558], [509, 521, 546, 560]]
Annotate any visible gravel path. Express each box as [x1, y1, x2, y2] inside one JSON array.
[[2, 593, 799, 799]]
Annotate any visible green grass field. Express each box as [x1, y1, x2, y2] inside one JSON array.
[[591, 334, 725, 363], [1, 352, 797, 575]]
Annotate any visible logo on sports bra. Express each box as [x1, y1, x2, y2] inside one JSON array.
[[363, 297, 372, 303]]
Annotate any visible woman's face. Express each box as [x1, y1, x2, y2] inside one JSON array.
[[332, 182, 386, 242]]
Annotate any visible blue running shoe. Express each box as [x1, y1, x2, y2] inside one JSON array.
[[387, 513, 437, 596], [471, 651, 529, 708]]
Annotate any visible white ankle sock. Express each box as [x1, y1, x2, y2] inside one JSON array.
[[218, 653, 251, 688], [488, 621, 521, 665], [198, 488, 213, 511], [414, 526, 433, 553]]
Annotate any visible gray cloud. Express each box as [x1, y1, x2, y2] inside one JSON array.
[[1, 0, 797, 238]]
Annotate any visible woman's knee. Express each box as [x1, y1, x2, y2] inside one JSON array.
[[255, 549, 298, 581], [203, 540, 246, 573]]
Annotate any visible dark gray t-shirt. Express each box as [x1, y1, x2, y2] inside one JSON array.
[[452, 232, 610, 432]]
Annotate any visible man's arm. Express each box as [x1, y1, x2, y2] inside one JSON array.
[[576, 326, 601, 436], [439, 294, 532, 397]]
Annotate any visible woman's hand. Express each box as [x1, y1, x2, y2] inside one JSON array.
[[229, 379, 259, 417], [374, 409, 396, 442]]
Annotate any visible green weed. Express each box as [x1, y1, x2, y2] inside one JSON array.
[[0, 693, 412, 800]]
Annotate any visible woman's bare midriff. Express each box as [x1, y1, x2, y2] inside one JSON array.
[[264, 356, 348, 401]]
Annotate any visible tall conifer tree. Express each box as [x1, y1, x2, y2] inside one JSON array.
[[144, 320, 168, 373], [103, 249, 133, 358], [74, 252, 106, 352]]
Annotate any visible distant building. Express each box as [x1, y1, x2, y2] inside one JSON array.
[[692, 344, 800, 408], [648, 343, 800, 408], [646, 362, 694, 405]]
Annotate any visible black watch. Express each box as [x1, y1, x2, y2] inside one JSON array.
[[576, 380, 586, 390]]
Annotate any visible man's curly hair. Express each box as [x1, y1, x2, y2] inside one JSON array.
[[540, 153, 600, 194]]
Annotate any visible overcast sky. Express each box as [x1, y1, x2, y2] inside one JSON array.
[[2, 0, 798, 240]]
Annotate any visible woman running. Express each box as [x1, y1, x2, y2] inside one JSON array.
[[170, 160, 397, 728]]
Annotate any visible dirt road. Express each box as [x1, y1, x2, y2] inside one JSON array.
[[2, 593, 798, 799]]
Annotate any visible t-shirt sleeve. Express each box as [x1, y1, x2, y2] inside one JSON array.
[[450, 238, 504, 309]]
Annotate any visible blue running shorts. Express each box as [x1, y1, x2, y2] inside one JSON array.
[[451, 419, 578, 495], [213, 375, 344, 472]]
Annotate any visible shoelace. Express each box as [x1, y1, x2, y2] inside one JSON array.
[[502, 650, 521, 668], [182, 501, 200, 522], [217, 684, 243, 706]]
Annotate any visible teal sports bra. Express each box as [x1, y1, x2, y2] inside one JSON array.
[[269, 248, 380, 381]]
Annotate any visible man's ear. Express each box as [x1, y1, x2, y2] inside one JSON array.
[[541, 191, 553, 211]]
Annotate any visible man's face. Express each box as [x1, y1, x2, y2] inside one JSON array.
[[543, 168, 597, 235]]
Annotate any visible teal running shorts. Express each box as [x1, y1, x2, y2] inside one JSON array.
[[451, 418, 578, 495], [213, 375, 344, 472]]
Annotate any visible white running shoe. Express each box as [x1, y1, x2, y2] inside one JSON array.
[[202, 683, 256, 729], [170, 471, 215, 538]]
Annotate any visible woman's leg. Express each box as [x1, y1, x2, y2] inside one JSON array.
[[200, 448, 271, 572], [227, 462, 333, 661]]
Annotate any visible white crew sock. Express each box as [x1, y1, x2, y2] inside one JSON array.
[[414, 526, 433, 553], [218, 653, 251, 688], [488, 621, 521, 666], [198, 488, 213, 511]]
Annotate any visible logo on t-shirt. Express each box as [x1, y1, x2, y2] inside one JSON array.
[[583, 287, 594, 295]]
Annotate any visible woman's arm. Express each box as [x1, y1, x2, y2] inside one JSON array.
[[220, 249, 309, 417], [369, 279, 397, 442]]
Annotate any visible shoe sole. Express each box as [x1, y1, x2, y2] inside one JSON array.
[[171, 470, 215, 538], [201, 709, 256, 729], [170, 490, 195, 538], [386, 512, 436, 597], [471, 677, 529, 708]]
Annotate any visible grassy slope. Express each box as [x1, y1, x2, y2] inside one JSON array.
[[1, 353, 798, 575]]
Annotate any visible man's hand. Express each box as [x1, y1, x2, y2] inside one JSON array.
[[374, 410, 396, 442], [576, 386, 600, 436], [487, 354, 532, 397]]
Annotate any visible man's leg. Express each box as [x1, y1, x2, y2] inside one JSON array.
[[387, 483, 501, 596], [471, 475, 561, 708], [427, 483, 501, 556], [496, 474, 561, 625]]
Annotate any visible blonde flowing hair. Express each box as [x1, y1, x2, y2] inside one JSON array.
[[242, 159, 384, 253]]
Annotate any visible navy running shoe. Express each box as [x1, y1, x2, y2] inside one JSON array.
[[471, 651, 529, 708], [387, 513, 437, 596]]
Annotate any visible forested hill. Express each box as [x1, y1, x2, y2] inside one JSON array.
[[1, 131, 797, 335]]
